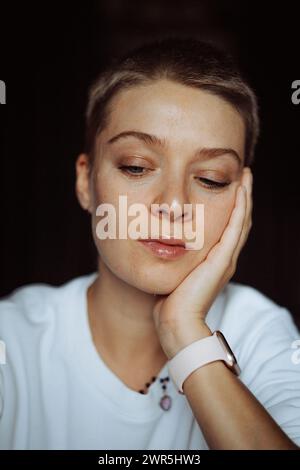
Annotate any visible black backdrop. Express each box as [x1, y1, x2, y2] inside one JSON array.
[[0, 1, 299, 326]]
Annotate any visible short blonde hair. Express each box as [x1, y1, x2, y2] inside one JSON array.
[[85, 37, 259, 166]]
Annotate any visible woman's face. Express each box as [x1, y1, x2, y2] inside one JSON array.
[[78, 79, 245, 294]]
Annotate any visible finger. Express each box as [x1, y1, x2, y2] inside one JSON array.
[[232, 168, 253, 262], [241, 167, 253, 229], [206, 182, 247, 273]]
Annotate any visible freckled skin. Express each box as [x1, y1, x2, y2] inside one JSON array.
[[79, 79, 245, 295]]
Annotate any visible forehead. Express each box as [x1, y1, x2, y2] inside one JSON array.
[[101, 79, 245, 159]]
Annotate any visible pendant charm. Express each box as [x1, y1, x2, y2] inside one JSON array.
[[160, 394, 172, 411]]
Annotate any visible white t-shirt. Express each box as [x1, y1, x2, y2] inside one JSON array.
[[0, 272, 299, 450]]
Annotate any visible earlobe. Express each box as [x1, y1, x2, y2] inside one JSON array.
[[75, 153, 92, 213]]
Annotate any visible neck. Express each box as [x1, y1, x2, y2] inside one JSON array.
[[87, 258, 168, 371]]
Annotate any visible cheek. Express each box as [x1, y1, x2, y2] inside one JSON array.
[[92, 169, 143, 210], [89, 173, 146, 268], [92, 172, 116, 205]]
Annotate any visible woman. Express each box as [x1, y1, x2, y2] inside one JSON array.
[[0, 38, 299, 450]]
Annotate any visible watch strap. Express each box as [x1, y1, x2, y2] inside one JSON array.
[[167, 331, 233, 394]]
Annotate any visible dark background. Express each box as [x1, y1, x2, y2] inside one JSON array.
[[0, 1, 299, 326]]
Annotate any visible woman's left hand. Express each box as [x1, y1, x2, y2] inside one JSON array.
[[152, 167, 253, 359]]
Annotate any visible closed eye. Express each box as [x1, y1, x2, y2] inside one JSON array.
[[195, 177, 230, 189]]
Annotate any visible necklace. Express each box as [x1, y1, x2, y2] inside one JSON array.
[[138, 375, 172, 411]]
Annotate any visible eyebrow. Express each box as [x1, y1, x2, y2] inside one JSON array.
[[106, 130, 241, 165]]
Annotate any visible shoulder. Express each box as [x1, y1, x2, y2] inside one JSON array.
[[0, 273, 97, 349], [209, 281, 299, 376], [217, 281, 297, 338], [0, 282, 59, 345], [223, 281, 287, 315], [0, 273, 97, 423], [214, 281, 299, 380]]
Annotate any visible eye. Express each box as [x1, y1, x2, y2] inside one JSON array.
[[195, 177, 230, 189], [119, 165, 150, 177]]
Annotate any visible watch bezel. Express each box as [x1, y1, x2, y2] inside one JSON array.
[[214, 330, 241, 376]]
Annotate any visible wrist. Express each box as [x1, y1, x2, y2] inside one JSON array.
[[167, 329, 241, 394]]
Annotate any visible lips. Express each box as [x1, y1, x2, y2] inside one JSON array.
[[138, 238, 187, 259], [139, 238, 185, 247]]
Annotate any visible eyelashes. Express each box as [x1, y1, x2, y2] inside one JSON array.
[[118, 165, 230, 189], [194, 177, 230, 189], [119, 165, 148, 176]]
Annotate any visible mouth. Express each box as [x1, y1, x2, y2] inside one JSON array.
[[137, 238, 187, 259]]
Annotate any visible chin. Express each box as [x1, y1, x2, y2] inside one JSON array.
[[133, 280, 179, 296], [140, 282, 178, 296], [125, 265, 191, 296]]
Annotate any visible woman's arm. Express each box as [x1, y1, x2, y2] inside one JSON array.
[[170, 320, 299, 450]]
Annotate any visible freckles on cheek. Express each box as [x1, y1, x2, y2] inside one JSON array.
[[93, 166, 119, 201], [93, 181, 116, 206]]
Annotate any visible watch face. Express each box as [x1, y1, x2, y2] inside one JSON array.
[[215, 330, 241, 376]]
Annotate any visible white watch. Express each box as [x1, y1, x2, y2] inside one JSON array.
[[167, 330, 241, 394]]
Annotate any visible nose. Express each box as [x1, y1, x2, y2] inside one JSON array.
[[150, 179, 192, 224]]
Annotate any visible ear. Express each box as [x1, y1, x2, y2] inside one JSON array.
[[75, 153, 93, 213]]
